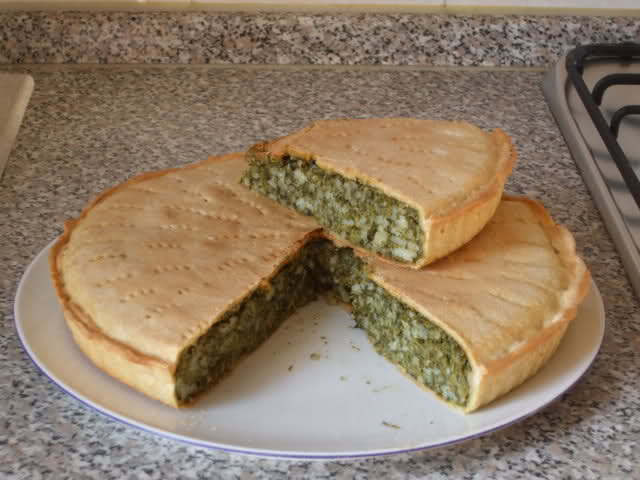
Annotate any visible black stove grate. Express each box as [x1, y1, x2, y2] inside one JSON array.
[[566, 43, 640, 208]]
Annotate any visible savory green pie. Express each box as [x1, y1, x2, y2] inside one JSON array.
[[50, 153, 588, 412], [242, 118, 516, 267]]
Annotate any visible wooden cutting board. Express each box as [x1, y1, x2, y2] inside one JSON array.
[[0, 73, 34, 180]]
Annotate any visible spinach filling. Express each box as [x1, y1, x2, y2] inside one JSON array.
[[241, 154, 424, 263], [308, 240, 471, 406], [175, 240, 471, 406], [174, 247, 321, 403]]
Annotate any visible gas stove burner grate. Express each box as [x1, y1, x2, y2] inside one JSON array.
[[543, 42, 640, 296], [566, 43, 640, 209]]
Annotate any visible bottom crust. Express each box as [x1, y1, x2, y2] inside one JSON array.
[[65, 302, 177, 406]]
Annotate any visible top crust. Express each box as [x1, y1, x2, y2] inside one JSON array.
[[252, 118, 515, 218], [371, 196, 590, 410], [50, 153, 321, 366], [250, 118, 516, 267]]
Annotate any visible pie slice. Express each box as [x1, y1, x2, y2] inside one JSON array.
[[242, 118, 516, 267], [50, 153, 588, 412], [321, 197, 590, 411], [50, 154, 322, 406]]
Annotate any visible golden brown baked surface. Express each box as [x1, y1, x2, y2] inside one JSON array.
[[50, 152, 588, 412], [373, 196, 590, 411], [258, 118, 515, 217], [50, 153, 321, 406], [248, 118, 516, 267]]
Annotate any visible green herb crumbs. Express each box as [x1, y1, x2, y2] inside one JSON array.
[[241, 154, 424, 263], [373, 385, 392, 393], [174, 239, 471, 407], [382, 421, 401, 429], [340, 376, 347, 381]]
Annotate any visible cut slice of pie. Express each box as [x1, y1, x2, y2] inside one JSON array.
[[50, 153, 588, 412], [242, 118, 516, 267], [50, 153, 323, 407]]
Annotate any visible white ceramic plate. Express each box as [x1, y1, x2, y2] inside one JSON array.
[[15, 240, 605, 459]]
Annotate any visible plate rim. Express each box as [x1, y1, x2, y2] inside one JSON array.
[[13, 239, 606, 460]]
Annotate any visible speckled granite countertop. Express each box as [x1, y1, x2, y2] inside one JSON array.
[[2, 12, 639, 66], [1, 65, 638, 479]]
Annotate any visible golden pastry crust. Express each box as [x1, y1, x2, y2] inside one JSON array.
[[249, 118, 516, 268], [50, 153, 587, 412], [50, 153, 321, 407], [370, 196, 590, 412]]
